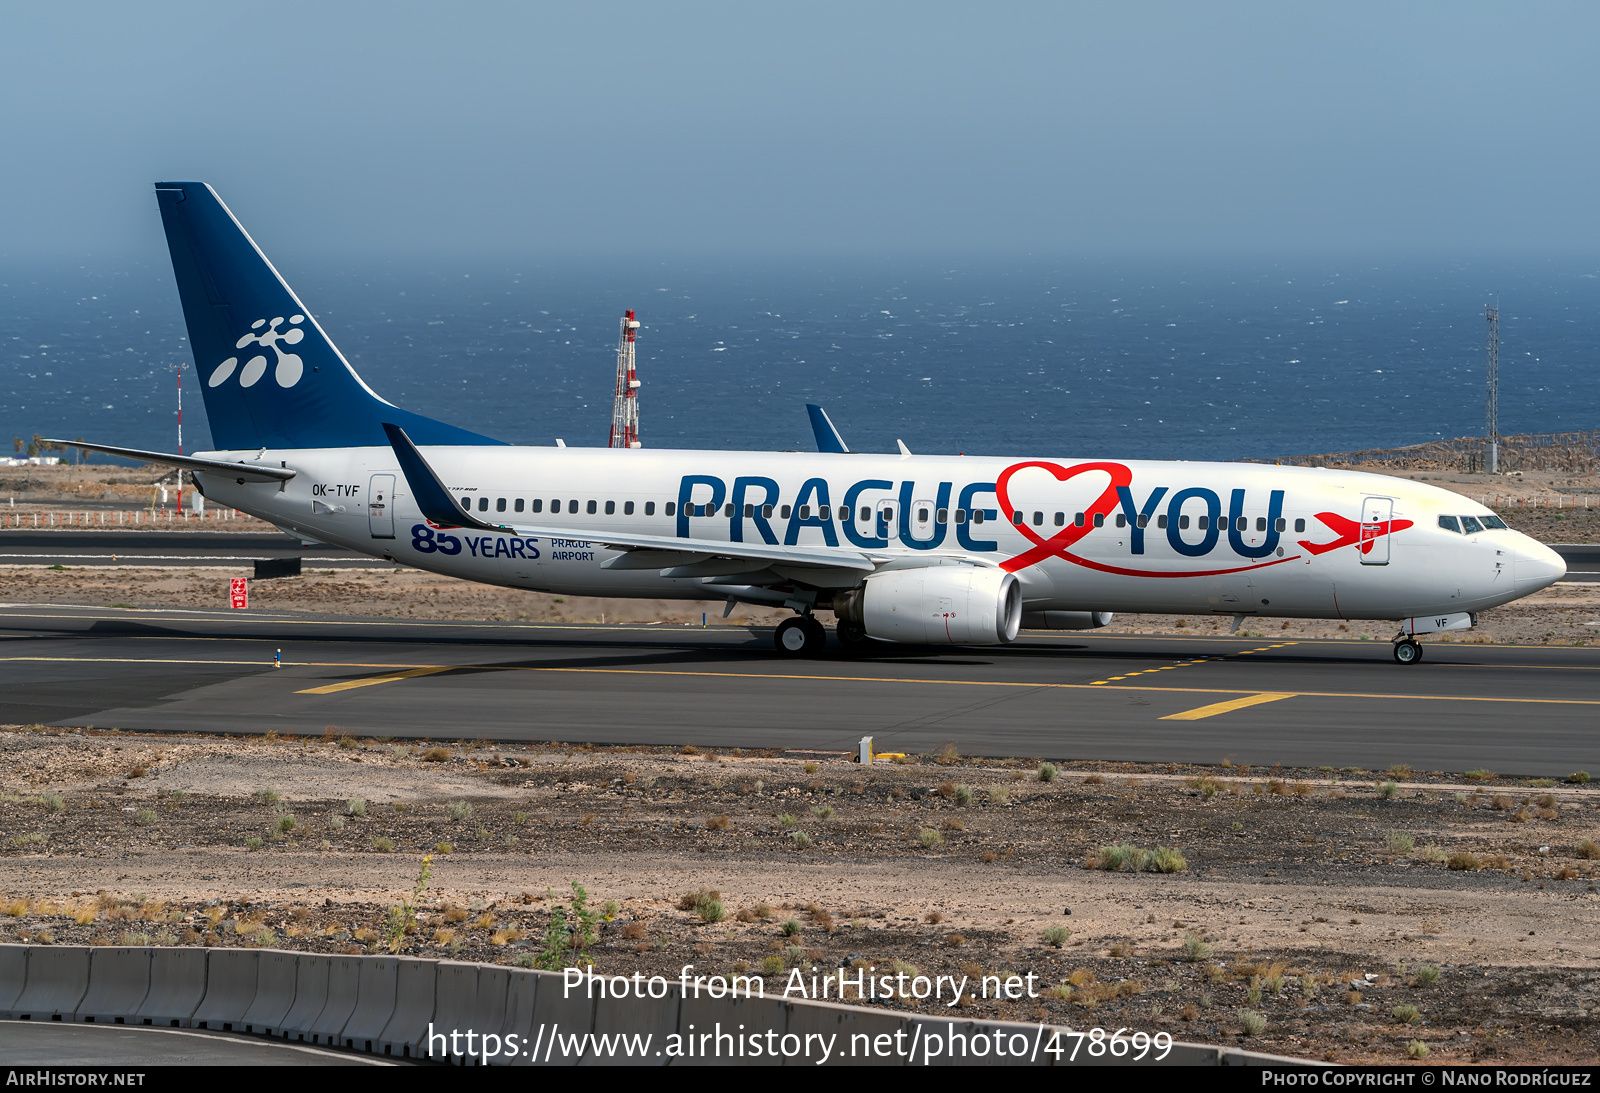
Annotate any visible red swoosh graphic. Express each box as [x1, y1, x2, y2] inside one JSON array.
[[1297, 511, 1413, 556]]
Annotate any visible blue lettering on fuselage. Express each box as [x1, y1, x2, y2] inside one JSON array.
[[669, 476, 1292, 561]]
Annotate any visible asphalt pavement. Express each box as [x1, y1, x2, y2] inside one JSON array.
[[3, 603, 1598, 776]]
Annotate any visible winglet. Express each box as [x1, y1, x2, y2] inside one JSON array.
[[896, 439, 912, 457], [806, 404, 849, 453], [382, 422, 513, 533]]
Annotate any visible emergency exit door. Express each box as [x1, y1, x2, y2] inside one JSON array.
[[1359, 496, 1392, 565], [369, 474, 395, 539]]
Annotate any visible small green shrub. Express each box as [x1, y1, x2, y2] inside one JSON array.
[[447, 800, 471, 821], [1414, 964, 1441, 986], [347, 798, 367, 816], [1037, 763, 1057, 783], [953, 784, 973, 806], [778, 813, 797, 829], [918, 828, 944, 849], [512, 811, 529, 825], [1042, 925, 1071, 948], [1569, 771, 1591, 784], [40, 792, 64, 814], [780, 918, 801, 936], [785, 944, 808, 965], [254, 788, 280, 804], [135, 808, 157, 825], [1238, 1009, 1266, 1036], [810, 805, 834, 820], [245, 836, 264, 851], [760, 955, 786, 975], [1418, 843, 1447, 864], [789, 831, 812, 849], [693, 893, 725, 923], [1464, 769, 1494, 782], [434, 841, 454, 854], [1393, 1003, 1421, 1025], [1407, 1040, 1429, 1059], [275, 814, 296, 833], [329, 814, 346, 829], [1183, 933, 1212, 962], [987, 785, 1010, 806], [1149, 847, 1187, 873], [372, 836, 395, 853], [12, 832, 46, 848], [1385, 832, 1415, 853], [1377, 781, 1399, 799]]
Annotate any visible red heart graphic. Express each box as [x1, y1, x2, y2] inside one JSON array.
[[995, 460, 1132, 573]]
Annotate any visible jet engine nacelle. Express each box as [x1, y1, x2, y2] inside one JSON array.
[[1022, 610, 1114, 630], [837, 566, 1022, 645]]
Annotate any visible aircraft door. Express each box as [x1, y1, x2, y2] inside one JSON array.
[[369, 473, 395, 539], [876, 500, 897, 540], [1360, 496, 1392, 565]]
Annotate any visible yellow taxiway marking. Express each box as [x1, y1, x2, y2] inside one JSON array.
[[294, 666, 455, 695], [8, 654, 1600, 709], [1160, 692, 1296, 721]]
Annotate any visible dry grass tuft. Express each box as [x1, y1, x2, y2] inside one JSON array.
[[706, 814, 731, 831], [422, 747, 451, 763]]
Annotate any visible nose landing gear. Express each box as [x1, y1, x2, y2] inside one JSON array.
[[1392, 638, 1423, 665]]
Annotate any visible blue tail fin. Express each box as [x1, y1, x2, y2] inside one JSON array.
[[155, 182, 502, 451]]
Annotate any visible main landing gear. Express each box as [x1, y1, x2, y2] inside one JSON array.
[[774, 615, 827, 657], [1392, 638, 1423, 665]]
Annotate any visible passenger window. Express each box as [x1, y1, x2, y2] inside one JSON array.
[[568, 500, 579, 514], [1198, 515, 1209, 530], [883, 507, 894, 521], [799, 505, 811, 520], [624, 501, 634, 515], [781, 505, 792, 519], [972, 510, 984, 525], [1073, 512, 1084, 527], [935, 508, 947, 524], [496, 498, 506, 512], [860, 507, 870, 522], [1032, 511, 1043, 526], [645, 501, 655, 516], [587, 500, 597, 515], [1054, 512, 1065, 527], [514, 498, 524, 513], [1012, 510, 1024, 525], [919, 508, 930, 522], [1255, 517, 1265, 531], [531, 499, 543, 513], [1093, 513, 1105, 528], [1115, 513, 1126, 528], [1293, 518, 1305, 533], [954, 509, 966, 524], [550, 499, 560, 512], [744, 503, 754, 518], [1481, 515, 1508, 529], [819, 505, 830, 520], [1274, 517, 1285, 532], [478, 497, 489, 512], [605, 500, 615, 515], [1137, 514, 1148, 529], [1157, 514, 1167, 529], [724, 504, 734, 518], [1179, 515, 1190, 530], [762, 504, 773, 519], [664, 502, 675, 516], [459, 496, 470, 510], [1460, 516, 1484, 534], [1438, 515, 1462, 533], [1234, 516, 1246, 531]]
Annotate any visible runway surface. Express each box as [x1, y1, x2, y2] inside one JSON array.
[[0, 1020, 392, 1065], [0, 530, 386, 568], [3, 602, 1598, 775]]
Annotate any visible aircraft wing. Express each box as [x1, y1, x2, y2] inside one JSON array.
[[383, 423, 877, 574], [41, 439, 296, 482]]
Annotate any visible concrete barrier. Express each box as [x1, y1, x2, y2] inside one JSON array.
[[585, 980, 679, 1067], [377, 957, 438, 1060], [0, 944, 28, 1018], [278, 953, 329, 1042], [783, 997, 909, 1067], [496, 968, 541, 1066], [136, 947, 207, 1027], [456, 964, 510, 1066], [526, 967, 597, 1067], [240, 949, 297, 1035], [341, 955, 399, 1053], [430, 960, 481, 1064], [75, 947, 152, 1024], [309, 954, 362, 1045], [190, 948, 258, 1032], [12, 946, 90, 1022], [676, 989, 784, 1067]]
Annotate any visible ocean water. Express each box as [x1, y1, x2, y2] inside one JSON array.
[[2, 255, 1596, 462]]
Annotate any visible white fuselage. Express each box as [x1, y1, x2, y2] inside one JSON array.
[[193, 445, 1565, 622]]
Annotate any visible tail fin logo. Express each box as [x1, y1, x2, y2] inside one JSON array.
[[208, 315, 307, 390]]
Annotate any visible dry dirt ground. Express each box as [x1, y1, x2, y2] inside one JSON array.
[[3, 732, 1600, 1065]]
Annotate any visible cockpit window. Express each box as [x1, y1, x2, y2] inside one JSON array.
[[1438, 515, 1462, 534], [1480, 514, 1508, 530], [1460, 515, 1484, 534]]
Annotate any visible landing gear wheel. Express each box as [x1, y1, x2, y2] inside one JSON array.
[[775, 616, 826, 657], [836, 621, 870, 654], [1393, 639, 1423, 665]]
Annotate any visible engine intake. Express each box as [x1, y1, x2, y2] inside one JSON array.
[[836, 566, 1022, 645]]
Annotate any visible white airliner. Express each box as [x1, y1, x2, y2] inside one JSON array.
[[51, 183, 1566, 664]]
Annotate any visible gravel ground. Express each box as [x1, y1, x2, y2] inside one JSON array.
[[3, 730, 1600, 1064]]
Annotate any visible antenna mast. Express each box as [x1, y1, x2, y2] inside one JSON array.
[[609, 310, 641, 448], [1485, 298, 1499, 474]]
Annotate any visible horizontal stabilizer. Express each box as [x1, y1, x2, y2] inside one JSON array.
[[41, 439, 295, 482]]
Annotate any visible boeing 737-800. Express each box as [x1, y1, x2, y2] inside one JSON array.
[[49, 183, 1566, 664]]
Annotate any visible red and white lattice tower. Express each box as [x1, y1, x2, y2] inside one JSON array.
[[608, 309, 641, 448]]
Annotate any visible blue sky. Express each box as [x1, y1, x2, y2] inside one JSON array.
[[3, 1, 1598, 258]]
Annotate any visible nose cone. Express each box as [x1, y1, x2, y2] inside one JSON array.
[[1513, 537, 1566, 592]]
